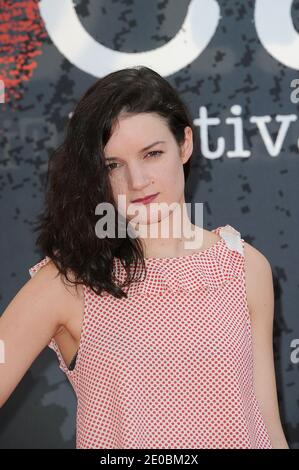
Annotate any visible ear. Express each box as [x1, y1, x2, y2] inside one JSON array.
[[180, 126, 193, 164]]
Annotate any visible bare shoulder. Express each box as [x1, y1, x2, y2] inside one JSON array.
[[28, 258, 84, 334], [243, 241, 274, 315], [0, 259, 84, 407], [243, 240, 272, 275]]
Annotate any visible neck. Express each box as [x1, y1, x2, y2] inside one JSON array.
[[129, 201, 205, 259]]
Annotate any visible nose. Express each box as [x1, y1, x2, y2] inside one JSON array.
[[128, 162, 152, 191]]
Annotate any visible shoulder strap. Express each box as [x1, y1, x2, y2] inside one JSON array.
[[218, 224, 244, 256], [28, 255, 52, 277]]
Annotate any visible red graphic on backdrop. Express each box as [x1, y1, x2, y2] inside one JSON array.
[[0, 0, 46, 104]]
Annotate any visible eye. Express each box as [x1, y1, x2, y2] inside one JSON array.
[[105, 151, 163, 172], [105, 162, 119, 172], [145, 150, 163, 158]]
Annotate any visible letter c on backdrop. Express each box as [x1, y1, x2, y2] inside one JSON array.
[[38, 0, 220, 77]]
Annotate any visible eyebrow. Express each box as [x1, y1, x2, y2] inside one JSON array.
[[105, 140, 166, 161]]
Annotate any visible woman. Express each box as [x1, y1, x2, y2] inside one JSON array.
[[0, 66, 289, 449]]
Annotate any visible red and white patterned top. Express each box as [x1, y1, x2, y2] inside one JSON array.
[[28, 224, 273, 449]]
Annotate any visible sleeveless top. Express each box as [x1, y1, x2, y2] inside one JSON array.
[[28, 224, 273, 449]]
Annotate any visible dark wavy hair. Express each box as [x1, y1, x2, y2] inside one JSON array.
[[33, 66, 196, 298]]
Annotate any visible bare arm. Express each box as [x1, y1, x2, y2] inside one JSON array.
[[244, 241, 289, 449], [0, 259, 74, 408]]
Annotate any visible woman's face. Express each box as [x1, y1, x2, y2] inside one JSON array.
[[103, 112, 193, 228]]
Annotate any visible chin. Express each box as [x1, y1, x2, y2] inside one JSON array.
[[127, 200, 176, 227]]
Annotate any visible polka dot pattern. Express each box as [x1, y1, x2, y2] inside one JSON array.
[[28, 224, 273, 449]]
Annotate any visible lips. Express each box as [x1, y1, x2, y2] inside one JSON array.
[[132, 193, 159, 204]]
